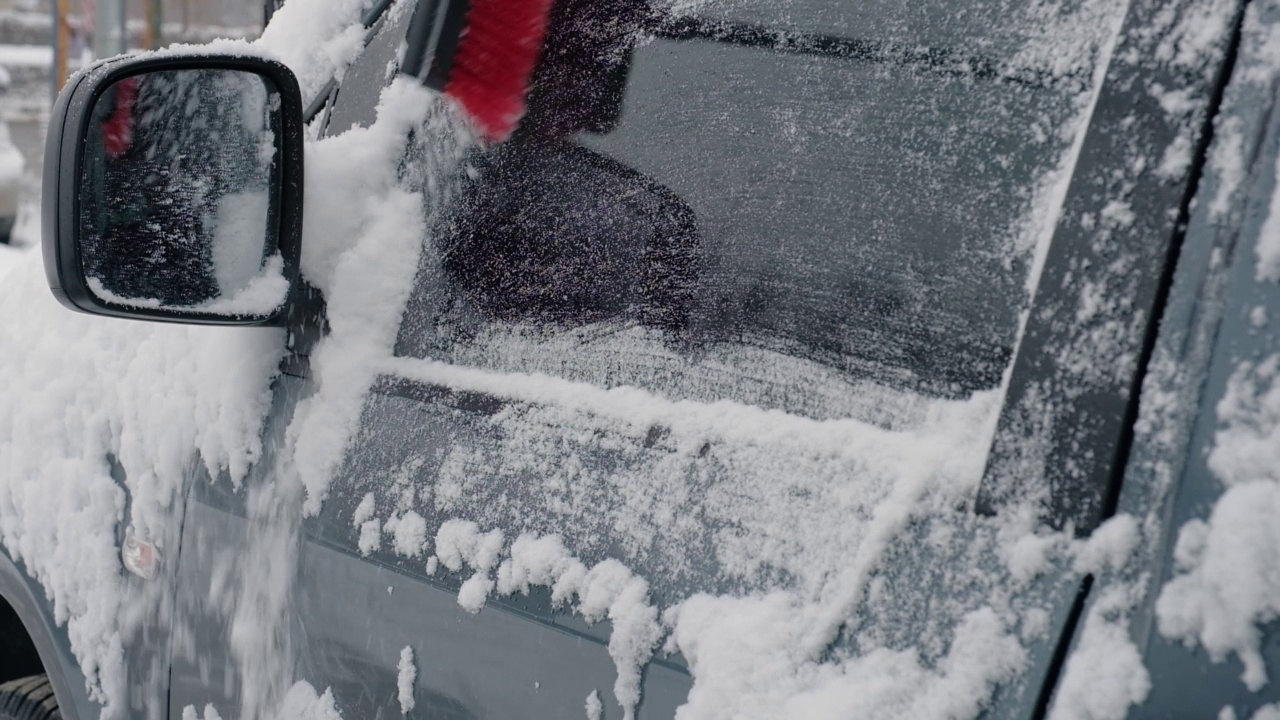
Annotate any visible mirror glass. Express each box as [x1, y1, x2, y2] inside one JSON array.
[[78, 68, 287, 315]]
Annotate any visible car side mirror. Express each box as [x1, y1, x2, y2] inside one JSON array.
[[42, 51, 304, 324]]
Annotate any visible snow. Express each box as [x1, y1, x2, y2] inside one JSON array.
[[210, 190, 273, 295], [435, 520, 503, 575], [0, 249, 285, 710], [1048, 587, 1151, 720], [585, 690, 603, 720], [352, 492, 375, 525], [469, 531, 663, 718], [0, 121, 22, 184], [277, 682, 344, 720], [1256, 152, 1280, 281], [1157, 356, 1280, 692], [1209, 115, 1245, 219], [0, 0, 1193, 718], [435, 520, 503, 612], [357, 519, 381, 556], [396, 646, 415, 714], [456, 573, 495, 613], [285, 79, 444, 515], [0, 43, 56, 67], [256, 0, 367, 101], [1207, 356, 1280, 488], [87, 254, 291, 317], [383, 511, 427, 557], [1157, 481, 1280, 691], [181, 704, 223, 720], [667, 600, 1025, 720], [1251, 306, 1269, 328], [1071, 514, 1140, 575], [353, 492, 381, 555], [0, 3, 368, 714]]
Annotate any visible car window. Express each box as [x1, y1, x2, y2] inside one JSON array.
[[393, 0, 1095, 425], [318, 0, 1126, 630]]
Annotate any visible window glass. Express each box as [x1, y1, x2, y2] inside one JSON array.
[[395, 0, 1104, 426]]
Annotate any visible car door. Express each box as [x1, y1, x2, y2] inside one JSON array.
[[265, 1, 1106, 718], [163, 0, 1235, 718]]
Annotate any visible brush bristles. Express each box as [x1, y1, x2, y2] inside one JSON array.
[[445, 0, 555, 142]]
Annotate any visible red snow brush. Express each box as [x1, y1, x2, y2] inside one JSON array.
[[402, 0, 556, 143]]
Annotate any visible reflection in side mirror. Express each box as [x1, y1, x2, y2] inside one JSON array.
[[43, 52, 304, 325], [81, 69, 282, 312]]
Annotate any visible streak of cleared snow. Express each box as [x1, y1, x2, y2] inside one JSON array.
[[397, 646, 416, 714]]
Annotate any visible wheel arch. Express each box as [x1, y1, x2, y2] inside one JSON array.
[[0, 547, 100, 720]]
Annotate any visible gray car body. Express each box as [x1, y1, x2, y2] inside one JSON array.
[[3, 0, 1280, 718]]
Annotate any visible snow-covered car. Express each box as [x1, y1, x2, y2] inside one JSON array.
[[0, 64, 23, 244], [0, 0, 1279, 719]]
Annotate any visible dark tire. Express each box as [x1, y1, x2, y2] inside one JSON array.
[[0, 675, 59, 720]]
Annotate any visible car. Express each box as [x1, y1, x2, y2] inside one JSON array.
[[0, 64, 23, 245], [0, 0, 1278, 719]]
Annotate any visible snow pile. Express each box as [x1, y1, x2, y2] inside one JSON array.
[[1237, 1, 1280, 281], [1158, 356, 1280, 691], [1071, 514, 1140, 575]]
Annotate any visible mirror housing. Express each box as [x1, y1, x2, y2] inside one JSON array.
[[42, 51, 304, 325]]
